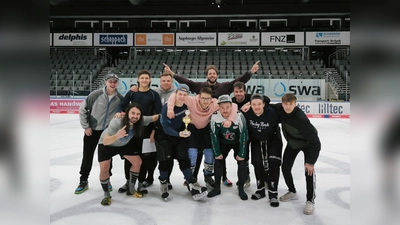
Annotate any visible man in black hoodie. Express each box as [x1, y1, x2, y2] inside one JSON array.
[[273, 93, 321, 215]]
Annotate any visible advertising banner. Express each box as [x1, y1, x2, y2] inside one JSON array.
[[118, 78, 325, 100], [176, 33, 217, 46], [272, 101, 350, 118], [53, 33, 93, 46], [50, 99, 84, 114], [134, 33, 174, 46], [261, 32, 304, 46], [94, 33, 133, 46], [218, 32, 260, 46], [306, 31, 350, 46]]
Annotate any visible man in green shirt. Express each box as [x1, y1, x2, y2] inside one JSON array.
[[208, 95, 249, 200]]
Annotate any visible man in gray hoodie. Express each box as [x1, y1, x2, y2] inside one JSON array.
[[152, 72, 177, 105], [75, 74, 123, 194]]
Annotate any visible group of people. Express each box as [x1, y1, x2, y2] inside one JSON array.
[[74, 60, 321, 215]]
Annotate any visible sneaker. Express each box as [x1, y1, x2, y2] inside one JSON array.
[[118, 183, 128, 193], [303, 201, 315, 215], [138, 182, 148, 195], [251, 189, 266, 200], [223, 179, 233, 187], [204, 175, 215, 189], [75, 181, 88, 194], [279, 191, 298, 202], [168, 181, 173, 190], [143, 180, 153, 188], [100, 196, 112, 206], [270, 198, 279, 207]]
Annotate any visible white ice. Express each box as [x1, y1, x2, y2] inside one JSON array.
[[50, 114, 350, 225]]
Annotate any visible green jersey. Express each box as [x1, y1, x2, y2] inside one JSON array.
[[210, 111, 248, 158]]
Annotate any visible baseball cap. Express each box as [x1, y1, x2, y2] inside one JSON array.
[[218, 94, 232, 104], [105, 74, 119, 81], [177, 83, 190, 94]]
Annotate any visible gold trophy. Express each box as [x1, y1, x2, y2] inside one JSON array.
[[182, 110, 191, 135]]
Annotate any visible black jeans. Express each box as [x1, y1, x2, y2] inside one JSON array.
[[79, 130, 112, 182], [281, 145, 316, 203]]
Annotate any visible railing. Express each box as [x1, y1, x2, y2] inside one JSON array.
[[97, 49, 112, 66], [328, 48, 350, 67], [328, 75, 340, 96], [51, 71, 94, 97]]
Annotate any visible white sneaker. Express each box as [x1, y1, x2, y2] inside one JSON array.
[[279, 191, 298, 202], [303, 201, 315, 215]]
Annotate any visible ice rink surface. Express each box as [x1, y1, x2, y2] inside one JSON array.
[[50, 114, 350, 225]]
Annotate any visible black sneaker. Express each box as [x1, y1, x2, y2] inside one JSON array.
[[118, 184, 128, 193], [251, 189, 266, 200]]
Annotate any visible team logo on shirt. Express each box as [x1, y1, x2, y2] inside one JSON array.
[[223, 130, 235, 140]]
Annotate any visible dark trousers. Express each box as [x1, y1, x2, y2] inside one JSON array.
[[281, 145, 316, 203], [251, 133, 282, 199], [222, 141, 250, 181], [79, 130, 112, 182], [139, 152, 158, 182], [214, 143, 247, 190], [155, 129, 192, 182]]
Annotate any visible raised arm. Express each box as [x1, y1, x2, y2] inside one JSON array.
[[164, 63, 201, 94], [225, 60, 260, 89], [166, 92, 176, 119]]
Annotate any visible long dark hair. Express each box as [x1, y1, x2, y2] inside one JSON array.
[[122, 102, 144, 137]]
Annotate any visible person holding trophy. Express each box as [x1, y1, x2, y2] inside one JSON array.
[[166, 87, 239, 190], [153, 84, 208, 201]]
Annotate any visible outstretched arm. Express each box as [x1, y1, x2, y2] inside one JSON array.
[[164, 63, 200, 94], [250, 60, 260, 74], [226, 60, 261, 89], [163, 63, 176, 77]]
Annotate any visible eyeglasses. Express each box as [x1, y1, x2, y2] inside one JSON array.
[[200, 97, 212, 101]]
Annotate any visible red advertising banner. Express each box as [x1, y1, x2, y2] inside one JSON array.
[[50, 99, 84, 114], [307, 114, 350, 118]]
